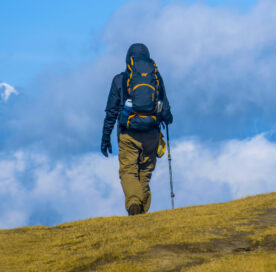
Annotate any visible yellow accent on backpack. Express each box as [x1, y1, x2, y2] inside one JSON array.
[[157, 132, 166, 158], [130, 56, 134, 65], [133, 84, 155, 91], [126, 114, 136, 128]]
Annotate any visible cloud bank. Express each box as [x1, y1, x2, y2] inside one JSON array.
[[152, 133, 276, 210], [0, 150, 123, 228], [1, 133, 276, 228]]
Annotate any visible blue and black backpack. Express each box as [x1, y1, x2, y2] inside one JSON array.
[[121, 56, 160, 131]]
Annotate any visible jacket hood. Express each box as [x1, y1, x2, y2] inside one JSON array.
[[126, 43, 150, 64]]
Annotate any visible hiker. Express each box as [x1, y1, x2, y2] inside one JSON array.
[[101, 43, 173, 215]]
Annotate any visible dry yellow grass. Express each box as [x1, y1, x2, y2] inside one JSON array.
[[0, 192, 276, 272]]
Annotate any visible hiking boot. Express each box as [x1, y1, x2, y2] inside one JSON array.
[[128, 204, 141, 216]]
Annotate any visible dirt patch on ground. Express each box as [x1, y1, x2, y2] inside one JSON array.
[[258, 208, 276, 226], [81, 235, 255, 272], [74, 208, 276, 272], [259, 234, 276, 250], [151, 231, 254, 255]]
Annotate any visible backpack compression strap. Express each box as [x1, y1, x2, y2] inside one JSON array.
[[126, 57, 134, 95], [153, 61, 160, 87]]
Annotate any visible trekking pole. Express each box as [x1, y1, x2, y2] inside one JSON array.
[[166, 124, 175, 209]]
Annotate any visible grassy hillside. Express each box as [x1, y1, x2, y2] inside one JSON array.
[[0, 193, 276, 272]]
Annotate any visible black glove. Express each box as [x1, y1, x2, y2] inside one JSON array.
[[162, 111, 173, 125], [101, 134, 112, 157]]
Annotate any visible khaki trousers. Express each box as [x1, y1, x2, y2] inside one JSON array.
[[119, 131, 159, 213]]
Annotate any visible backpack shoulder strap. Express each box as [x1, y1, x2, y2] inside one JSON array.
[[118, 72, 129, 107]]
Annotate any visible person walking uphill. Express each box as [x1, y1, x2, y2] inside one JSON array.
[[101, 43, 173, 216]]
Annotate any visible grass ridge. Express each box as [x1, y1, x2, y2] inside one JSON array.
[[0, 192, 276, 272]]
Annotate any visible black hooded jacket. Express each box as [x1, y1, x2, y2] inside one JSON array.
[[102, 43, 173, 139]]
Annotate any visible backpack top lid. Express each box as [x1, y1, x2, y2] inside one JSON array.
[[132, 57, 155, 74]]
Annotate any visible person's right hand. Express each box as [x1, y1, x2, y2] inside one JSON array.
[[101, 135, 112, 157], [162, 111, 173, 125]]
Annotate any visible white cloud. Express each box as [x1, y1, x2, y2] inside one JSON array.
[[0, 82, 19, 102], [151, 133, 276, 210], [0, 151, 124, 229], [1, 133, 276, 228]]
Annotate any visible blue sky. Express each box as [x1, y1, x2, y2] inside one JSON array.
[[0, 0, 256, 87], [0, 0, 128, 86], [1, 0, 276, 228]]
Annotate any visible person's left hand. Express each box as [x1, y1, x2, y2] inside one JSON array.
[[101, 134, 112, 157]]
